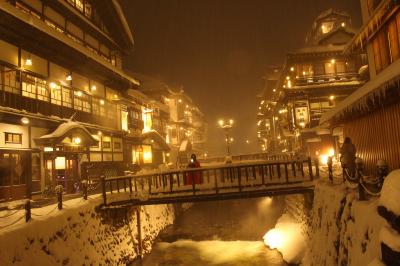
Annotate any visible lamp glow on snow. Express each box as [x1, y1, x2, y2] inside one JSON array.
[[73, 137, 81, 145], [320, 154, 328, 165], [263, 228, 284, 249]]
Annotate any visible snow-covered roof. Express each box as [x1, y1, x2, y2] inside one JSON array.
[[112, 0, 134, 47], [320, 58, 400, 124], [315, 8, 350, 22], [289, 44, 345, 56], [345, 0, 392, 53], [141, 130, 170, 151], [36, 121, 98, 146], [290, 80, 362, 90]]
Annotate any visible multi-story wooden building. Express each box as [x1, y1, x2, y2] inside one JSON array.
[[134, 74, 207, 166], [321, 0, 400, 174], [265, 9, 366, 158], [0, 0, 170, 201]]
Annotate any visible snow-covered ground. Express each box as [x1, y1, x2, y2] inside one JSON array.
[[0, 194, 178, 265]]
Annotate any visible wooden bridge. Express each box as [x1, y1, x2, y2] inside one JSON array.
[[100, 157, 315, 207]]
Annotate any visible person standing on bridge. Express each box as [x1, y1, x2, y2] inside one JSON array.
[[186, 154, 202, 185], [340, 137, 356, 180]]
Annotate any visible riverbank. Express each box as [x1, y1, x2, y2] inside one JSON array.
[[0, 195, 183, 265]]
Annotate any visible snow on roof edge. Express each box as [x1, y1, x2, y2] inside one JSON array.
[[320, 59, 400, 124], [111, 0, 134, 47]]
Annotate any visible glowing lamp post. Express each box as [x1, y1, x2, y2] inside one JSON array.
[[218, 119, 234, 156]]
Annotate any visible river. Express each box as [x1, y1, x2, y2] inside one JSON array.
[[132, 197, 288, 266]]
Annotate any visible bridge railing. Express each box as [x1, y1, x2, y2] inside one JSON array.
[[101, 157, 314, 206]]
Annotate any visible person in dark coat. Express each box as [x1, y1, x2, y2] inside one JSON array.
[[340, 137, 356, 177], [186, 154, 201, 185]]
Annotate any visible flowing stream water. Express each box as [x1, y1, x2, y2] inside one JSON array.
[[132, 197, 288, 266]]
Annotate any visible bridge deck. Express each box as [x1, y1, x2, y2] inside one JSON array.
[[101, 158, 315, 207]]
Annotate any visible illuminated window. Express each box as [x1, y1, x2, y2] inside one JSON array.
[[62, 87, 72, 108], [92, 98, 106, 116], [142, 110, 153, 132], [73, 91, 90, 112], [75, 0, 84, 12], [103, 141, 111, 149], [50, 83, 62, 106], [2, 69, 20, 94], [5, 133, 22, 144], [321, 22, 334, 34], [114, 142, 121, 150], [121, 106, 128, 131], [142, 145, 152, 164], [84, 2, 92, 18]]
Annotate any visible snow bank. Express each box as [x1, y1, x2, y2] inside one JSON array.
[[380, 224, 400, 252], [309, 180, 385, 266], [0, 196, 176, 265], [263, 214, 307, 264], [379, 169, 400, 215]]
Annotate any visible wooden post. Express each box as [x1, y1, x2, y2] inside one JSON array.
[[252, 166, 256, 180], [261, 165, 265, 185], [83, 181, 88, 200], [277, 163, 281, 179], [308, 157, 314, 181], [136, 207, 143, 259], [292, 162, 296, 177], [101, 176, 106, 205], [134, 178, 137, 192], [192, 172, 196, 195], [57, 191, 62, 210], [148, 176, 152, 194], [129, 178, 133, 193], [169, 174, 173, 192], [314, 158, 320, 178], [123, 179, 127, 192], [284, 163, 289, 183], [116, 179, 120, 193], [25, 200, 31, 222], [214, 171, 219, 194], [237, 167, 242, 192]]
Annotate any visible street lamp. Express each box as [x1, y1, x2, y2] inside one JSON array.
[[218, 118, 234, 156]]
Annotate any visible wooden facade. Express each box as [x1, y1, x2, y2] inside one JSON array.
[[343, 99, 400, 174]]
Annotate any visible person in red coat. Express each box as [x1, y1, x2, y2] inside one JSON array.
[[186, 154, 201, 185]]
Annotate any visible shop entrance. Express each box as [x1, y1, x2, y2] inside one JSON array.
[[45, 153, 81, 194]]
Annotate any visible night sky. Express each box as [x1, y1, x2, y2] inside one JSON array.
[[120, 0, 362, 156]]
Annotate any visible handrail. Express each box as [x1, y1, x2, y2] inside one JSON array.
[[101, 157, 314, 206]]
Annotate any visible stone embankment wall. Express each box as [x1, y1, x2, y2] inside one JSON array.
[[309, 181, 385, 266], [0, 197, 187, 265]]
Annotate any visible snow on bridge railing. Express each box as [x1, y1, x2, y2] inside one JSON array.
[[100, 157, 315, 206]]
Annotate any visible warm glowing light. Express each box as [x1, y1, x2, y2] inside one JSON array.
[[331, 59, 335, 64], [329, 95, 335, 100], [55, 157, 66, 170], [273, 88, 277, 92], [288, 80, 292, 88], [286, 76, 290, 80], [73, 137, 81, 145], [218, 120, 224, 126], [21, 117, 30, 124], [178, 99, 182, 103], [25, 58, 32, 66], [229, 119, 234, 125], [66, 74, 72, 81], [166, 153, 170, 157], [113, 94, 118, 99], [246, 140, 250, 144], [100, 99, 105, 105], [261, 100, 265, 105], [97, 131, 102, 136], [328, 148, 335, 157], [277, 135, 281, 140], [320, 154, 328, 165], [76, 91, 82, 97], [263, 229, 284, 249], [50, 82, 57, 89], [302, 71, 306, 75], [341, 22, 345, 27], [44, 147, 54, 152], [230, 137, 234, 142], [290, 67, 294, 72], [299, 122, 305, 128], [274, 117, 278, 121], [91, 85, 97, 91]]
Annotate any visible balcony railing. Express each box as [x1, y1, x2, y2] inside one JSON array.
[[292, 72, 360, 87]]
